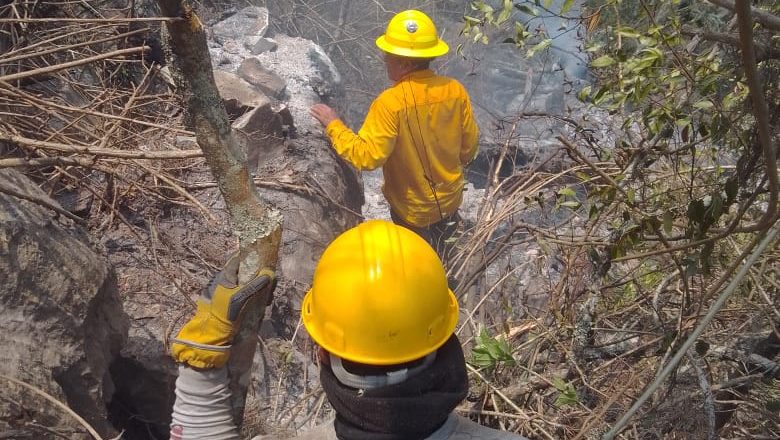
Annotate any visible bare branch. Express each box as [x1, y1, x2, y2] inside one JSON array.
[[708, 0, 780, 31], [0, 17, 183, 23], [0, 374, 103, 440], [735, 0, 778, 230], [681, 26, 780, 61], [0, 182, 87, 225], [0, 81, 193, 135], [0, 28, 148, 65], [0, 133, 202, 159], [0, 46, 149, 83]]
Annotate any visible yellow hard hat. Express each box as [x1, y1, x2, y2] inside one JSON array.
[[302, 220, 458, 365], [375, 10, 449, 58]]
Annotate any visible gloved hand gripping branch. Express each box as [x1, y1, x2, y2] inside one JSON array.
[[172, 254, 275, 369]]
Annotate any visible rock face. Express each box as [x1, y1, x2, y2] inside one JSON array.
[[0, 169, 128, 439]]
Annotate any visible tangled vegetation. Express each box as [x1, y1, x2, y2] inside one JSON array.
[[452, 1, 778, 439]]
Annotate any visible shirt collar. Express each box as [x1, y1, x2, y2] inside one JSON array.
[[398, 69, 434, 83]]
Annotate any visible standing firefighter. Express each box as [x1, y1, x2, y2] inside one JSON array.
[[169, 221, 529, 439], [311, 10, 480, 261]]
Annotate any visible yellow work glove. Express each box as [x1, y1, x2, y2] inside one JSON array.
[[171, 254, 275, 369]]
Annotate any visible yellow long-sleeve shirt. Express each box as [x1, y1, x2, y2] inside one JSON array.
[[325, 69, 479, 228]]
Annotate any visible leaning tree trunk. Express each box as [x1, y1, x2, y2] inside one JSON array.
[[156, 0, 282, 428]]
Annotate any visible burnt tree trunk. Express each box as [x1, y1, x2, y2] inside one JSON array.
[[156, 0, 282, 427]]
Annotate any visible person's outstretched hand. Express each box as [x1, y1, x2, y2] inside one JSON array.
[[310, 103, 340, 128], [171, 254, 275, 369]]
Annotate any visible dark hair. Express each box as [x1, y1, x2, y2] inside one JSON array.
[[386, 53, 433, 71], [408, 57, 432, 70]]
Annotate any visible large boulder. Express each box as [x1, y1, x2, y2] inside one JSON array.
[[0, 169, 128, 439], [211, 6, 269, 44]]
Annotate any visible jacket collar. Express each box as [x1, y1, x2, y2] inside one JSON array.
[[397, 69, 434, 83]]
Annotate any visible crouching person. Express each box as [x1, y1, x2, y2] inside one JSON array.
[[293, 220, 528, 440]]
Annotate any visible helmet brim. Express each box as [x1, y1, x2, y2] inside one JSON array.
[[376, 35, 449, 58]]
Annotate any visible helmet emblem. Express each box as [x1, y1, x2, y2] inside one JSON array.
[[405, 20, 418, 33]]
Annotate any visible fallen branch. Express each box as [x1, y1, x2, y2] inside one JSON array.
[[0, 374, 104, 440], [0, 28, 148, 65], [709, 345, 780, 377], [0, 182, 86, 225], [0, 133, 202, 159], [708, 0, 780, 32], [0, 81, 193, 135], [680, 26, 780, 61], [132, 160, 216, 222], [0, 156, 103, 168], [0, 46, 149, 83], [0, 17, 183, 23]]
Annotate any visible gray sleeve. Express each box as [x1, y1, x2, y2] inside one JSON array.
[[447, 414, 531, 440], [170, 365, 240, 440]]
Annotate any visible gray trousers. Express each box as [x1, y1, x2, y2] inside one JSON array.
[[390, 209, 461, 266]]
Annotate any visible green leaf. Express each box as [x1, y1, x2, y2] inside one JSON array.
[[552, 378, 578, 407], [560, 201, 581, 209], [561, 0, 574, 14], [497, 0, 512, 24], [617, 26, 641, 38], [577, 85, 592, 102], [687, 199, 705, 224], [515, 4, 538, 16], [693, 100, 715, 109], [558, 187, 576, 197], [469, 328, 515, 370], [527, 39, 551, 57], [591, 55, 616, 68], [552, 377, 567, 391], [589, 203, 600, 220], [663, 211, 673, 234]]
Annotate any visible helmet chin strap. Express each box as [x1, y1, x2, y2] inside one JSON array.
[[330, 352, 437, 390]]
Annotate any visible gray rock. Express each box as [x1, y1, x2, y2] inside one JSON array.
[[232, 102, 286, 173], [175, 135, 198, 149], [0, 169, 128, 439], [211, 6, 269, 44], [248, 37, 278, 55], [222, 38, 243, 55], [238, 57, 287, 98], [213, 69, 271, 116]]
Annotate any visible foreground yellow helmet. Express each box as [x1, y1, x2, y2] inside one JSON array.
[[375, 9, 449, 58], [302, 220, 458, 365]]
